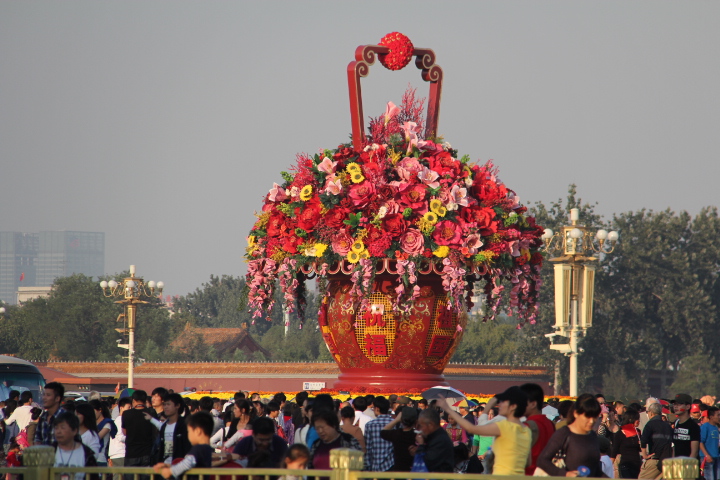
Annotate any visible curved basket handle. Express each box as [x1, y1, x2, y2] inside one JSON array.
[[347, 39, 443, 151]]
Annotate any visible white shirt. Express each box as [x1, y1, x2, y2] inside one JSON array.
[[163, 422, 177, 463], [4, 405, 33, 431], [211, 426, 230, 450], [108, 416, 126, 459], [353, 411, 373, 434], [81, 429, 105, 463], [55, 444, 86, 480]]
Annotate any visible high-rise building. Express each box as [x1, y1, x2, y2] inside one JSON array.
[[0, 231, 104, 305]]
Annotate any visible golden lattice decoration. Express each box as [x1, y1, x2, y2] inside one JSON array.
[[354, 292, 396, 363], [425, 294, 457, 364]]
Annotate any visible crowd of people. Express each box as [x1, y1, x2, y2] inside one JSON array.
[[0, 382, 717, 479]]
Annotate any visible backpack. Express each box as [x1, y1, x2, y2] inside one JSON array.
[[16, 427, 29, 449]]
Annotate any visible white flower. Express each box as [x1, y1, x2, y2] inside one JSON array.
[[376, 205, 388, 219]]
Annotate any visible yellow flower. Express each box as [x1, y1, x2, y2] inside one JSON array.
[[351, 240, 365, 253], [247, 235, 256, 247], [300, 185, 313, 201], [347, 251, 361, 264], [387, 148, 402, 165], [433, 246, 450, 258], [430, 199, 446, 216], [351, 172, 365, 183], [423, 211, 438, 225], [346, 162, 361, 173], [314, 243, 328, 257], [359, 249, 370, 259]]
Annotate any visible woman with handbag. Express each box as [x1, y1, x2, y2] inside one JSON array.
[[536, 393, 603, 477]]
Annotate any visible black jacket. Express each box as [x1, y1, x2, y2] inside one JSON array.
[[418, 428, 454, 472], [154, 416, 192, 463]]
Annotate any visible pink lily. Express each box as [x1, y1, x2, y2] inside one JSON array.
[[401, 122, 420, 153], [317, 156, 337, 175], [417, 167, 440, 189], [384, 102, 401, 125], [323, 175, 343, 195], [450, 184, 469, 207]]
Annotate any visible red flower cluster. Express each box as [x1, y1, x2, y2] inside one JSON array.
[[378, 32, 414, 71], [245, 90, 544, 328]]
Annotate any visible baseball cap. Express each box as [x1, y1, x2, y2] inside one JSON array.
[[691, 404, 701, 413], [674, 393, 693, 405], [396, 396, 411, 406]]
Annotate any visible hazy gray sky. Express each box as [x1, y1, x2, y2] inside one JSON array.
[[2, 1, 718, 297]]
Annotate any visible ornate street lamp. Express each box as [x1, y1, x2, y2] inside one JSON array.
[[542, 208, 618, 396], [99, 265, 163, 388]]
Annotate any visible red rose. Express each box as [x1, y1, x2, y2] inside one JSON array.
[[323, 206, 350, 229], [348, 181, 376, 207], [461, 206, 496, 230], [472, 177, 508, 206], [400, 228, 425, 256], [377, 185, 396, 201], [382, 213, 407, 239], [282, 235, 302, 254], [295, 199, 321, 232], [433, 219, 463, 246], [266, 211, 289, 238], [398, 183, 428, 213], [428, 151, 460, 177]]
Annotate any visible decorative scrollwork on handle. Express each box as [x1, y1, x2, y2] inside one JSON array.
[[347, 34, 444, 150]]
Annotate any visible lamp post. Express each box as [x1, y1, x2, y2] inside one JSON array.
[[541, 208, 618, 396], [100, 265, 163, 388]]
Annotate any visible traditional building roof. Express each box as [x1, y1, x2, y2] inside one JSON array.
[[169, 323, 271, 358]]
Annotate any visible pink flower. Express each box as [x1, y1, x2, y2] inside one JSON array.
[[433, 219, 464, 246], [323, 174, 343, 195], [417, 167, 440, 189], [400, 228, 425, 255], [331, 231, 353, 256], [462, 234, 483, 255], [317, 156, 337, 175], [348, 180, 376, 207], [268, 183, 287, 202], [450, 184, 469, 208], [401, 121, 420, 153], [396, 157, 423, 182], [384, 101, 400, 125]]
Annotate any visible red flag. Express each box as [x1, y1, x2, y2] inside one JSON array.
[[19, 272, 24, 282], [114, 382, 120, 394]]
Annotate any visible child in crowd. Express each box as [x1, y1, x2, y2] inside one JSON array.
[[5, 438, 22, 480], [279, 444, 310, 480], [153, 412, 214, 480]]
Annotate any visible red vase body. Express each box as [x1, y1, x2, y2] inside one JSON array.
[[318, 271, 467, 390]]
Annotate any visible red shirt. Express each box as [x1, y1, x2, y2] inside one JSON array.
[[525, 414, 557, 475]]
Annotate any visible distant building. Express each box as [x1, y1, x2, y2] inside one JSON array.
[[0, 231, 104, 305], [170, 323, 271, 359], [16, 286, 53, 304]]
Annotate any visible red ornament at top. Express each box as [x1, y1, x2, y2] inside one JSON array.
[[378, 32, 414, 70]]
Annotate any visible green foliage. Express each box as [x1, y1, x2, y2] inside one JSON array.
[[0, 273, 172, 361], [670, 353, 720, 399]]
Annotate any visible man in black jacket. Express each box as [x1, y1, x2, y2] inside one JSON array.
[[156, 393, 192, 463], [640, 402, 674, 479], [412, 408, 454, 472]]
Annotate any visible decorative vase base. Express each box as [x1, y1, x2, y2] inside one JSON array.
[[334, 368, 449, 391]]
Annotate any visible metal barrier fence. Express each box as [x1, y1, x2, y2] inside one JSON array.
[[3, 446, 700, 480]]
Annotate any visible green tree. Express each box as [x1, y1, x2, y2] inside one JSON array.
[[670, 353, 720, 399]]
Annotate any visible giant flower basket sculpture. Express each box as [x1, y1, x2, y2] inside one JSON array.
[[245, 33, 544, 389]]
